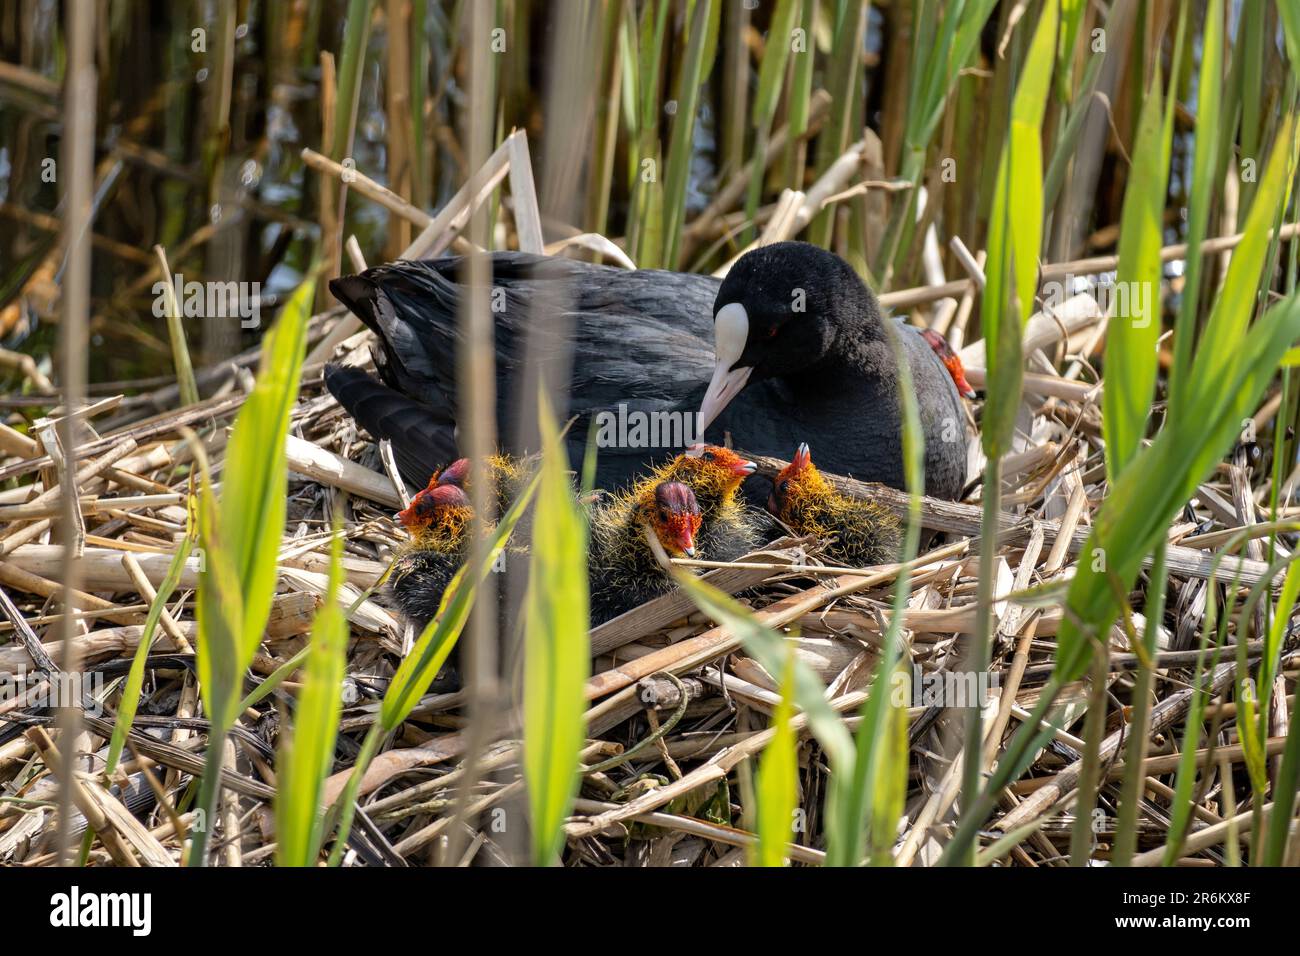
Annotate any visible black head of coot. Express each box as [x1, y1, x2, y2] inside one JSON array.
[[699, 242, 884, 431]]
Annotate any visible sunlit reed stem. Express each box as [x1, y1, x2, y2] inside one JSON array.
[[443, 0, 501, 866], [53, 0, 97, 868]]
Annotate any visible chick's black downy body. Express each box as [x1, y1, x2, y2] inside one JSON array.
[[769, 443, 902, 567], [388, 548, 462, 634]]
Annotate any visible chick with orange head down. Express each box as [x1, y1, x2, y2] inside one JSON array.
[[768, 442, 901, 567], [428, 452, 535, 520], [639, 443, 770, 560], [588, 480, 705, 625], [389, 482, 475, 634], [388, 453, 537, 631]]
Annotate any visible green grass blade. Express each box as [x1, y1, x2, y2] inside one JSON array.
[[937, 677, 1070, 864], [1258, 559, 1300, 728], [190, 459, 247, 865], [408, 0, 429, 209], [924, 0, 993, 145], [326, 722, 383, 867], [524, 396, 591, 866], [276, 523, 349, 867], [661, 0, 717, 268], [1110, 542, 1169, 865], [739, 0, 797, 247], [1191, 117, 1299, 391], [872, 0, 997, 278], [981, 0, 1058, 458], [221, 273, 315, 659], [1167, 0, 1224, 415], [1280, 0, 1300, 71], [330, 0, 375, 161], [239, 645, 310, 713], [1264, 651, 1300, 864], [1102, 63, 1172, 480], [1042, 49, 1105, 211], [867, 663, 910, 865], [1236, 0, 1265, 226], [104, 533, 194, 777], [808, 0, 868, 249], [956, 7, 1059, 862], [192, 447, 244, 737], [636, 0, 670, 136], [152, 246, 200, 408], [670, 571, 853, 769], [1055, 0, 1086, 102], [753, 647, 798, 867], [624, 0, 667, 269], [190, 270, 313, 865], [826, 324, 926, 867], [751, 0, 797, 131], [1164, 569, 1242, 864], [780, 0, 815, 189]]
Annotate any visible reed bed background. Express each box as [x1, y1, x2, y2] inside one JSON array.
[[0, 0, 1298, 868]]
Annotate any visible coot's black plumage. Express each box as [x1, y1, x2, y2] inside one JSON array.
[[324, 242, 968, 501]]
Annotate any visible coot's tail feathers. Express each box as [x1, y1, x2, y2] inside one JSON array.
[[323, 364, 457, 488], [328, 255, 722, 490], [327, 274, 378, 320], [334, 256, 719, 406]]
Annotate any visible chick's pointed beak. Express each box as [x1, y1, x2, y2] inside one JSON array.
[[792, 442, 811, 471], [731, 458, 758, 477], [664, 512, 698, 557], [396, 500, 418, 527], [698, 301, 753, 434], [947, 358, 977, 399]]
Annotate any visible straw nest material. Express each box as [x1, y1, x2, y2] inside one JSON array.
[[1, 133, 1295, 868]]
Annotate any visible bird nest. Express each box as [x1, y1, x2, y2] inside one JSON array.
[[1, 141, 1295, 869]]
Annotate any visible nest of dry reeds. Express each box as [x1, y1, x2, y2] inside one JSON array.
[[1, 125, 1295, 869]]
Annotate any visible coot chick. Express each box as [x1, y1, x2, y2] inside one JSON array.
[[429, 453, 534, 521], [768, 442, 901, 568], [918, 328, 977, 399], [388, 482, 474, 633], [588, 480, 703, 625], [325, 242, 968, 500], [642, 443, 772, 560]]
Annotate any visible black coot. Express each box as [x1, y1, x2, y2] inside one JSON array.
[[325, 241, 967, 501]]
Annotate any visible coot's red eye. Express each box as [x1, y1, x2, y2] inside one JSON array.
[[767, 326, 778, 338]]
